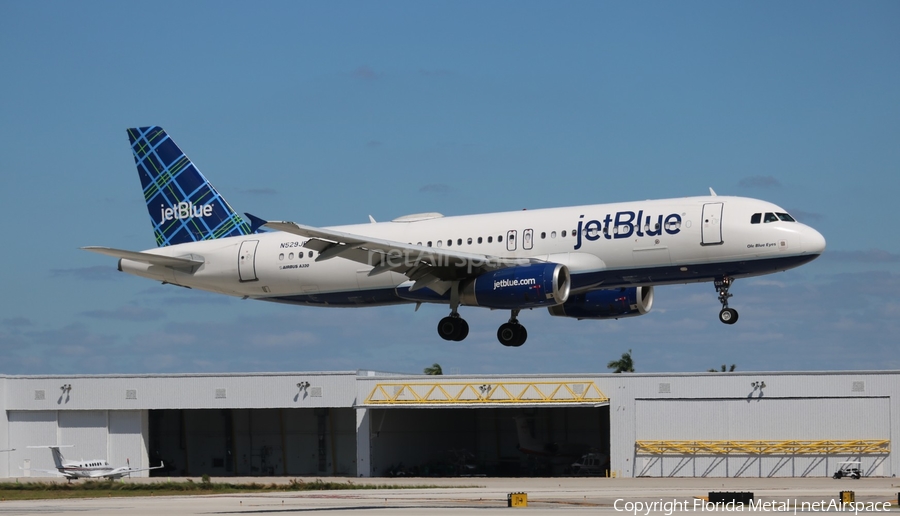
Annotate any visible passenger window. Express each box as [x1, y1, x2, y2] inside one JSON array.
[[541, 232, 546, 239], [764, 212, 778, 223], [467, 238, 472, 245], [498, 235, 503, 242], [551, 231, 557, 238], [447, 239, 452, 247], [289, 252, 294, 260], [477, 237, 482, 244], [416, 242, 422, 246], [458, 238, 462, 246], [776, 212, 795, 222], [488, 236, 493, 243], [562, 230, 567, 237], [751, 213, 761, 224], [279, 253, 284, 260], [437, 240, 443, 247], [308, 251, 313, 258]]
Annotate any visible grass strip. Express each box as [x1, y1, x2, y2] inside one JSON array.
[[0, 478, 460, 501]]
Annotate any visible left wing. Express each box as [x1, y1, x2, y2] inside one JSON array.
[[264, 220, 535, 293]]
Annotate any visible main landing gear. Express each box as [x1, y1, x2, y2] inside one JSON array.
[[437, 314, 469, 341], [497, 309, 527, 347], [435, 283, 528, 346], [437, 281, 469, 342], [715, 276, 739, 324], [437, 310, 529, 347]]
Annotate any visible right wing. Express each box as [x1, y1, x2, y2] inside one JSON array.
[[105, 461, 165, 479]]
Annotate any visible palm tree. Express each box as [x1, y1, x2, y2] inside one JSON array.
[[423, 363, 443, 375], [607, 349, 635, 373], [707, 364, 737, 372]]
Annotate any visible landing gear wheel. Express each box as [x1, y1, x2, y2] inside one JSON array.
[[714, 277, 739, 325], [718, 308, 739, 325], [497, 323, 527, 347], [454, 319, 469, 341], [437, 316, 469, 341]]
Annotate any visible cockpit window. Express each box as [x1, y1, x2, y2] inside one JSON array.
[[764, 212, 779, 223], [776, 212, 795, 222], [750, 213, 761, 224]]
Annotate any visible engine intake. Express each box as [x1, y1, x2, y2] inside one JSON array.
[[547, 286, 653, 319]]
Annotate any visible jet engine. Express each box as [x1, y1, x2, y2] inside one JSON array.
[[547, 286, 653, 319], [460, 263, 570, 309]]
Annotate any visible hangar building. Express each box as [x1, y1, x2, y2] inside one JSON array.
[[1, 370, 895, 478]]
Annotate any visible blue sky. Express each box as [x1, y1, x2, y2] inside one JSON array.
[[1, 1, 898, 376]]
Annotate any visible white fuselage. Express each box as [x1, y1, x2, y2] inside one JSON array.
[[119, 195, 825, 307]]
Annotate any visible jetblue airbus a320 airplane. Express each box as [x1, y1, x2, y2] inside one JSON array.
[[84, 127, 826, 347]]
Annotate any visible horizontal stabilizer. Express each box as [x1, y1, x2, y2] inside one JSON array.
[[27, 445, 74, 449], [244, 212, 269, 233], [81, 247, 203, 268]]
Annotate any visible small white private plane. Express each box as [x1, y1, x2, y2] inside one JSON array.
[[25, 445, 163, 480], [84, 127, 826, 347]]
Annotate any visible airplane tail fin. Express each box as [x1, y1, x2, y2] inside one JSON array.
[[513, 416, 544, 454], [49, 447, 66, 469], [127, 126, 251, 247]]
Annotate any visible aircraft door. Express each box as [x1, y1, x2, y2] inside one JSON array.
[[238, 240, 259, 281], [701, 203, 724, 246], [507, 230, 517, 252], [523, 229, 533, 250]]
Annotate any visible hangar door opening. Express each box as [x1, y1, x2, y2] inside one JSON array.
[[368, 406, 609, 477], [149, 408, 356, 477]]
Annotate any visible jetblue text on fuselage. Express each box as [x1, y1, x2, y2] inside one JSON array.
[[574, 210, 682, 250], [159, 202, 214, 222]]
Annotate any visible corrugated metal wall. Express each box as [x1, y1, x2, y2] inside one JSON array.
[[8, 411, 59, 475], [632, 397, 891, 478], [6, 410, 149, 477]]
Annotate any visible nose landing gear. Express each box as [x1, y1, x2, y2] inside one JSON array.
[[715, 277, 739, 324]]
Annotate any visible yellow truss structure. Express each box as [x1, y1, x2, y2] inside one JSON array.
[[635, 440, 890, 456], [363, 381, 609, 405]]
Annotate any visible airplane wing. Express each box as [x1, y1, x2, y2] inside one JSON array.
[[103, 462, 164, 479], [19, 466, 70, 478], [264, 220, 536, 293], [81, 247, 203, 268]]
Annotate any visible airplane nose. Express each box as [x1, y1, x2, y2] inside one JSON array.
[[803, 226, 826, 255]]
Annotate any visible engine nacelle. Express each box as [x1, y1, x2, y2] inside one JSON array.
[[460, 263, 570, 309], [547, 286, 653, 320]]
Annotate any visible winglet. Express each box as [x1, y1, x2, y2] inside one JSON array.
[[709, 187, 717, 196], [368, 215, 377, 224], [244, 213, 269, 233]]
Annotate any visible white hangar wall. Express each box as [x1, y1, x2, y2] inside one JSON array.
[[1, 372, 360, 479], [606, 371, 898, 478]]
